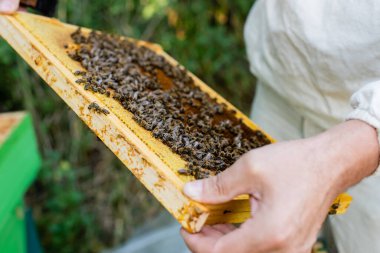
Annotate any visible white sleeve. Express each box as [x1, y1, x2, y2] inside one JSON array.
[[346, 81, 380, 175]]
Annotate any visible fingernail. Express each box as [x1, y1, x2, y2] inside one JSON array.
[[0, 1, 17, 13], [184, 181, 203, 200]]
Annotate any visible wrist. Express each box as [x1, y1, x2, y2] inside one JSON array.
[[313, 120, 379, 194]]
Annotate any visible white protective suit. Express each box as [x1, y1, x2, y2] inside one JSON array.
[[244, 1, 380, 252]]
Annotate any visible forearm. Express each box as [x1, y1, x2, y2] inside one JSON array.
[[313, 119, 379, 194]]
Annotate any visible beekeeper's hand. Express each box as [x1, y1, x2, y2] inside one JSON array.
[[0, 0, 20, 13], [181, 120, 379, 253]]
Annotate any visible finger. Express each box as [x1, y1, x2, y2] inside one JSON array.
[[214, 205, 290, 253], [201, 225, 224, 237], [184, 153, 257, 204], [211, 224, 236, 234], [213, 219, 270, 253], [181, 227, 222, 253], [0, 0, 20, 13]]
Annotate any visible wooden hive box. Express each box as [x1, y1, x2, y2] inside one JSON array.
[[0, 112, 41, 253], [0, 12, 351, 233]]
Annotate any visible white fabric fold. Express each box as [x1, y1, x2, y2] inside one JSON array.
[[347, 81, 380, 175], [347, 81, 380, 129]]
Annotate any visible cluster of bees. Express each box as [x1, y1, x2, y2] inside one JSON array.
[[68, 28, 271, 179]]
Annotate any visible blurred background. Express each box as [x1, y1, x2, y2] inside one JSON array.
[[0, 0, 257, 252]]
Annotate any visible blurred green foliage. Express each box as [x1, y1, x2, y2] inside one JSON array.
[[0, 0, 256, 252]]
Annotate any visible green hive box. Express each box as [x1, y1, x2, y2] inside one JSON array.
[[0, 112, 41, 253]]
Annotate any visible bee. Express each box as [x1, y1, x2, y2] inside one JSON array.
[[177, 168, 191, 176], [75, 79, 86, 84], [101, 108, 110, 115], [84, 83, 91, 90], [88, 102, 99, 111], [88, 102, 110, 115], [331, 203, 340, 210], [113, 93, 122, 100], [74, 70, 86, 76], [152, 129, 162, 138]]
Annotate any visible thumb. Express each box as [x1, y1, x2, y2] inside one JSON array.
[[183, 153, 255, 204], [0, 0, 20, 13]]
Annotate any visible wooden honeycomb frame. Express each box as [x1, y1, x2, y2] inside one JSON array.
[[0, 12, 351, 233]]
